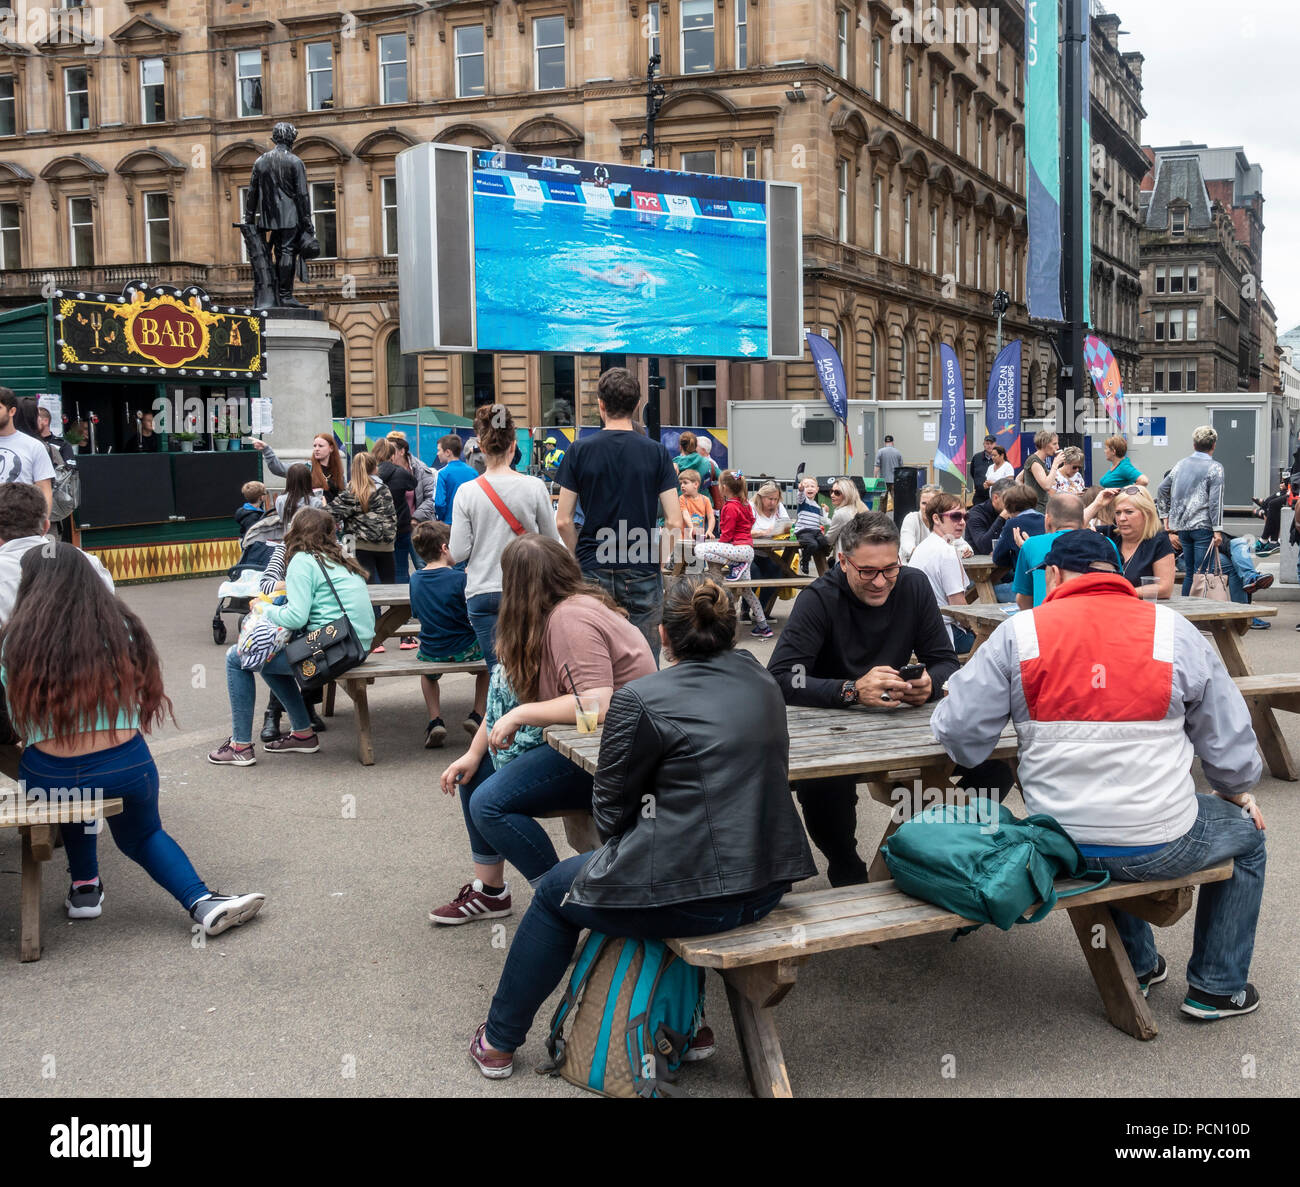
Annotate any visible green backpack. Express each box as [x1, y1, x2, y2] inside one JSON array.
[[880, 800, 1109, 932]]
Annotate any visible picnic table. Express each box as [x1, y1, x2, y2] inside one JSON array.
[[961, 554, 1004, 603], [366, 584, 413, 648], [671, 535, 828, 580], [942, 596, 1296, 782], [547, 702, 1018, 879]]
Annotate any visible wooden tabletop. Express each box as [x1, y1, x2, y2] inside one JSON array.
[[547, 701, 1018, 783], [943, 595, 1277, 631], [367, 584, 412, 604], [961, 554, 999, 577]]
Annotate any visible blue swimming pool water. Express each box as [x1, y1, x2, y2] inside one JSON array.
[[473, 196, 769, 357]]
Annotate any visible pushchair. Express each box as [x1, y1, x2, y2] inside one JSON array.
[[211, 512, 282, 644]]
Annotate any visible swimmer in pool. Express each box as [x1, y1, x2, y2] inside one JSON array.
[[572, 262, 665, 290]]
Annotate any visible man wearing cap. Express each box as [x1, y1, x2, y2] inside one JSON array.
[[1012, 491, 1119, 609], [873, 435, 904, 512], [932, 530, 1267, 1022], [970, 435, 998, 505]]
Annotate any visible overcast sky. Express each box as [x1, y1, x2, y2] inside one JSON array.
[[1112, 0, 1300, 337]]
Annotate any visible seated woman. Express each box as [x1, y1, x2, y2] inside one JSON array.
[[901, 484, 973, 563], [432, 534, 656, 924], [466, 574, 817, 1078], [1084, 485, 1176, 599], [824, 478, 866, 557], [906, 492, 975, 651], [211, 507, 375, 764], [3, 544, 264, 936]]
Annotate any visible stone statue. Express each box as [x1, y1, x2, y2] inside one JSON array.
[[235, 122, 319, 309]]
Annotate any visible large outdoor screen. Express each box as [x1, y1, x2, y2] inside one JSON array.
[[397, 144, 803, 360]]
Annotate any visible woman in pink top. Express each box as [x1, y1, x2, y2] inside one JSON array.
[[429, 534, 655, 925], [692, 472, 771, 638]]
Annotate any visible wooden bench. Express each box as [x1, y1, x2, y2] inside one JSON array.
[[0, 796, 123, 962], [323, 654, 488, 765], [668, 860, 1234, 1098], [1232, 672, 1300, 715]]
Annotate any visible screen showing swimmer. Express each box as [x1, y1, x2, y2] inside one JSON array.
[[471, 150, 771, 358]]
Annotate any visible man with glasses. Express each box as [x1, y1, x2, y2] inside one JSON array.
[[769, 510, 1011, 886]]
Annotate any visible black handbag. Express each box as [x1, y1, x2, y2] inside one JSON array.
[[282, 556, 368, 691]]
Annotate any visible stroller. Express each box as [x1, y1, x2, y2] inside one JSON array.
[[212, 512, 282, 644]]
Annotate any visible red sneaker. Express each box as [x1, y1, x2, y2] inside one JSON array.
[[682, 1025, 715, 1062], [470, 1023, 514, 1079], [428, 879, 512, 926]]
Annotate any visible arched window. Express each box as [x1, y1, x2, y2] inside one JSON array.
[[385, 330, 420, 413], [898, 333, 908, 399], [931, 340, 942, 397], [871, 328, 881, 399], [328, 337, 348, 419]]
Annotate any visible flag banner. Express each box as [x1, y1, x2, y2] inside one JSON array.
[[985, 340, 1023, 469], [1084, 334, 1125, 432], [1025, 0, 1063, 321], [805, 330, 853, 457], [935, 344, 967, 486], [1077, 0, 1092, 326]]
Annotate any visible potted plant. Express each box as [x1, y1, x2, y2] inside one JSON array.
[[176, 431, 198, 453], [213, 430, 229, 452], [64, 422, 86, 455]]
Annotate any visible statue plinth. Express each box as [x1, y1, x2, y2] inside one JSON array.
[[257, 317, 341, 482]]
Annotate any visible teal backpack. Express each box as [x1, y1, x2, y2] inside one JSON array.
[[880, 800, 1109, 932], [539, 933, 706, 1098]]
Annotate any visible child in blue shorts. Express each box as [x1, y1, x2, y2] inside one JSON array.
[[410, 521, 489, 748]]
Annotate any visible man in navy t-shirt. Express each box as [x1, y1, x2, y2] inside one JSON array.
[[555, 368, 683, 663]]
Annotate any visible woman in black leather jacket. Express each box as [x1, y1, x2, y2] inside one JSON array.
[[468, 574, 817, 1079]]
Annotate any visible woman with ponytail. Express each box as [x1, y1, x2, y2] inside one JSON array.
[[465, 572, 817, 1079]]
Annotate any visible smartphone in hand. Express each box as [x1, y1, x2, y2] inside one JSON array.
[[899, 663, 925, 682]]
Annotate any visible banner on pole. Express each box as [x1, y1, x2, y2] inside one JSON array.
[[805, 329, 852, 457], [985, 340, 1023, 470], [1084, 335, 1125, 433], [1025, 0, 1063, 321], [1077, 0, 1092, 326], [935, 344, 967, 487]]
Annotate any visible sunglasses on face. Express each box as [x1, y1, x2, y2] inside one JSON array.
[[841, 557, 901, 584], [940, 510, 968, 523]]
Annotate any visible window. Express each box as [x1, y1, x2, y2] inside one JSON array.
[[1169, 265, 1184, 294], [1187, 265, 1198, 293], [929, 206, 938, 272], [1154, 362, 1164, 392], [997, 236, 1004, 286], [1186, 307, 1197, 341], [953, 215, 962, 283], [872, 36, 882, 97], [386, 331, 420, 413], [1168, 309, 1183, 341], [140, 57, 164, 124], [236, 50, 262, 118], [378, 33, 407, 104], [954, 101, 962, 156], [742, 147, 757, 179], [995, 44, 1002, 87], [647, 4, 660, 60], [310, 181, 337, 258], [872, 176, 882, 251], [236, 186, 249, 262], [64, 67, 89, 131], [903, 192, 912, 265], [681, 150, 716, 173], [903, 59, 912, 121], [1154, 311, 1164, 341], [68, 195, 93, 265], [1170, 209, 1186, 235], [995, 132, 1004, 183], [975, 227, 983, 288], [837, 158, 849, 243], [681, 0, 714, 75], [871, 329, 881, 398], [307, 42, 334, 111], [0, 75, 14, 137], [1167, 361, 1183, 392], [143, 191, 169, 262], [541, 355, 578, 426], [0, 202, 19, 269], [976, 116, 985, 170], [455, 25, 485, 97], [1186, 362, 1197, 392], [382, 176, 398, 255], [929, 80, 939, 138], [1012, 247, 1020, 302], [836, 8, 848, 78], [1154, 265, 1165, 293], [463, 352, 496, 412], [737, 1, 749, 69], [534, 15, 566, 89]]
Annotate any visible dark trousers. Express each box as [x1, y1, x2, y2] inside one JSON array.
[[794, 759, 1016, 886], [749, 553, 783, 615], [795, 528, 830, 568]]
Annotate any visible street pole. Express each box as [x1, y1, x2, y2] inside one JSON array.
[[642, 55, 665, 442], [1060, 0, 1089, 435]]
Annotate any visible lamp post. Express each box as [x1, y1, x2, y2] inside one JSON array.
[[642, 53, 666, 441], [992, 289, 1010, 354]]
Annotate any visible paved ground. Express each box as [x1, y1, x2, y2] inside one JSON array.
[[1, 568, 1297, 1099]]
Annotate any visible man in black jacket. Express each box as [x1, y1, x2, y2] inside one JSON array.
[[969, 435, 998, 504], [964, 476, 1015, 555], [768, 510, 1012, 885]]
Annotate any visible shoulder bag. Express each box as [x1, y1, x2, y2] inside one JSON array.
[[282, 555, 368, 691], [1189, 546, 1230, 602]]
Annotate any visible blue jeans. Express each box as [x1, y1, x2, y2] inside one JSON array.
[[951, 625, 976, 652], [1179, 527, 1214, 597], [466, 591, 501, 672], [460, 744, 594, 878], [485, 853, 787, 1052], [18, 734, 209, 910], [226, 646, 310, 746], [1228, 537, 1261, 587], [392, 532, 413, 585], [583, 566, 664, 665], [1083, 793, 1266, 996], [993, 581, 1017, 604]]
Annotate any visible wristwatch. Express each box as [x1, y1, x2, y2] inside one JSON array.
[[840, 680, 860, 706]]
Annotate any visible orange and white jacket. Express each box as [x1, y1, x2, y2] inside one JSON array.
[[931, 573, 1261, 847]]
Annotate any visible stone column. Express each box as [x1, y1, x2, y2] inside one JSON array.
[[257, 310, 341, 485]]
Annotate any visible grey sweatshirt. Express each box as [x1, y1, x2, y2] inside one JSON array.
[[1156, 451, 1225, 531], [448, 470, 560, 598]]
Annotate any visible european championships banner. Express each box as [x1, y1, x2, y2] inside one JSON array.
[[985, 340, 1023, 469], [805, 330, 853, 457], [1025, 0, 1063, 322], [935, 344, 967, 487]]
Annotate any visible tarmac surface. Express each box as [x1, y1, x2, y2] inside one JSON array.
[[1, 568, 1297, 1099]]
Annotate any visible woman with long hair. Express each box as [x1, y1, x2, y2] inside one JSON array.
[[824, 478, 866, 556], [211, 507, 375, 764], [745, 480, 792, 621], [466, 573, 816, 1079], [430, 533, 654, 925], [1085, 485, 1176, 599], [330, 450, 398, 587], [448, 403, 561, 670], [250, 431, 347, 502], [3, 544, 265, 936], [275, 462, 323, 526], [907, 491, 974, 651]]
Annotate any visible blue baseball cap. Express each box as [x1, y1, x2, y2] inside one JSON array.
[[1034, 529, 1121, 574]]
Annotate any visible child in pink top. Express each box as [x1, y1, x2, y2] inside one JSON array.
[[692, 472, 771, 637]]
